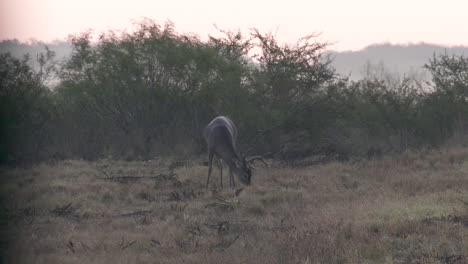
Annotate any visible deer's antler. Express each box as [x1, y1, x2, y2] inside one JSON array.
[[245, 154, 270, 168]]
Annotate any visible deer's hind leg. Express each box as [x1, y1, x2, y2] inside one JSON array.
[[206, 151, 215, 188]]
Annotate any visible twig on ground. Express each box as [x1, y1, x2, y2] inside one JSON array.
[[205, 195, 240, 209], [119, 237, 136, 250], [67, 241, 75, 253], [119, 210, 152, 217], [94, 167, 111, 178], [121, 241, 136, 250], [457, 198, 468, 206], [150, 239, 161, 248], [51, 203, 78, 219], [80, 241, 92, 251]]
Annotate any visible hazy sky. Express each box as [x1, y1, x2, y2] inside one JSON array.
[[1, 0, 467, 51]]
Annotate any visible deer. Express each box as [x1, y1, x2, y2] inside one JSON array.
[[204, 116, 267, 188]]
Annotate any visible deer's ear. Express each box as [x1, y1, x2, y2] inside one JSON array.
[[242, 157, 248, 166]]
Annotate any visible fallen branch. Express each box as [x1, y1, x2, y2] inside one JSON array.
[[204, 221, 229, 234], [119, 210, 152, 217], [457, 198, 468, 206], [121, 241, 136, 250], [80, 241, 92, 251], [205, 195, 240, 210], [150, 239, 161, 248], [119, 237, 137, 251], [51, 203, 78, 219], [214, 235, 240, 251], [101, 173, 176, 183], [67, 241, 75, 253], [94, 167, 111, 178], [224, 235, 240, 249], [52, 203, 72, 215]]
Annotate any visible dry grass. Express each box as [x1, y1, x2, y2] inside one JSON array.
[[1, 148, 468, 264]]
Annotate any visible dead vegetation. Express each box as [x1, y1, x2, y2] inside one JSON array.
[[1, 148, 468, 263]]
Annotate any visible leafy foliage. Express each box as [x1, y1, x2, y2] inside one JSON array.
[[2, 20, 467, 163], [0, 53, 52, 163]]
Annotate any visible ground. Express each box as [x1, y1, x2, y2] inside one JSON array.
[[1, 148, 468, 263]]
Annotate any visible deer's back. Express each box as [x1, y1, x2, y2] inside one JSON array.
[[204, 116, 238, 155]]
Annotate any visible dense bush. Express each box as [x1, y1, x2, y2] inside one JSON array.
[[0, 53, 53, 163], [1, 20, 467, 163]]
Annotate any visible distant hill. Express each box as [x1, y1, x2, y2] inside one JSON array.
[[2, 39, 468, 81], [328, 43, 468, 81]]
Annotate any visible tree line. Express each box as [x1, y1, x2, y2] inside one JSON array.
[[1, 20, 467, 164]]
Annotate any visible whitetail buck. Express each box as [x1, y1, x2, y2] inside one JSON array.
[[204, 116, 266, 188]]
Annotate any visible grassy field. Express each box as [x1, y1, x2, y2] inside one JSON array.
[[1, 148, 468, 263]]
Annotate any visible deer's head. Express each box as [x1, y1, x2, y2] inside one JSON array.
[[235, 155, 270, 185], [231, 157, 252, 185]]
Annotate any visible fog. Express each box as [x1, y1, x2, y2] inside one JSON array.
[[2, 39, 468, 82]]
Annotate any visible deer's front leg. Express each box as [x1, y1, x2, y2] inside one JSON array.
[[229, 169, 236, 188], [217, 157, 223, 188]]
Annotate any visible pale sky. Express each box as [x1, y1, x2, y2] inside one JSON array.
[[1, 0, 467, 51]]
